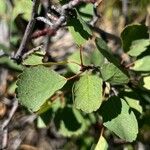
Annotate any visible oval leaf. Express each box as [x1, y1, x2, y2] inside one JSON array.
[[17, 66, 67, 111], [73, 72, 103, 113], [100, 96, 138, 142]]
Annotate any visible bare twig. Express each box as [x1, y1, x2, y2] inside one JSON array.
[[12, 0, 96, 64], [1, 129, 8, 149], [44, 0, 52, 56], [37, 0, 97, 34], [31, 28, 56, 39], [13, 0, 40, 63], [0, 99, 18, 149], [12, 0, 96, 63], [122, 0, 128, 17], [22, 45, 44, 60], [90, 0, 102, 26], [1, 99, 18, 130]]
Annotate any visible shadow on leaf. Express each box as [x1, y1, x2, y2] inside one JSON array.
[[54, 106, 81, 132], [99, 96, 122, 122]]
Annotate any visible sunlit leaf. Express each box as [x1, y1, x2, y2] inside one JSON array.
[[67, 51, 90, 74], [78, 3, 94, 22], [142, 76, 150, 90], [12, 0, 32, 20], [131, 56, 150, 71], [100, 96, 138, 142], [95, 135, 108, 150], [17, 66, 67, 111], [121, 24, 149, 52], [128, 39, 150, 57], [68, 10, 92, 45], [22, 51, 45, 66], [125, 98, 143, 114], [73, 71, 103, 113]]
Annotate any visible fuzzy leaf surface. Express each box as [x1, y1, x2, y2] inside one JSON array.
[[17, 66, 67, 111], [22, 51, 44, 66], [73, 72, 102, 113], [100, 96, 138, 142]]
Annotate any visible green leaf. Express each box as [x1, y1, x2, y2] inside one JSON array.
[[95, 135, 108, 150], [90, 48, 104, 66], [12, 0, 32, 21], [96, 38, 124, 69], [121, 24, 149, 52], [22, 51, 45, 66], [96, 38, 129, 82], [54, 105, 87, 137], [68, 10, 92, 45], [131, 56, 150, 71], [67, 51, 91, 74], [76, 10, 92, 35], [0, 56, 23, 71], [37, 108, 53, 128], [143, 76, 150, 90], [100, 96, 138, 142], [128, 39, 150, 57], [120, 89, 143, 114], [101, 63, 129, 85], [73, 72, 103, 113], [0, 44, 10, 54], [125, 98, 143, 114], [17, 66, 67, 111], [78, 3, 94, 22], [0, 1, 6, 15], [7, 81, 17, 95]]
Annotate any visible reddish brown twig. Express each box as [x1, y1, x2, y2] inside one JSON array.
[[31, 28, 56, 39]]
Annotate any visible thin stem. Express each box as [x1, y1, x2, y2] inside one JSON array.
[[67, 72, 83, 81], [67, 61, 82, 66], [1, 129, 8, 149], [42, 61, 68, 66], [100, 126, 104, 137], [79, 46, 84, 67]]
